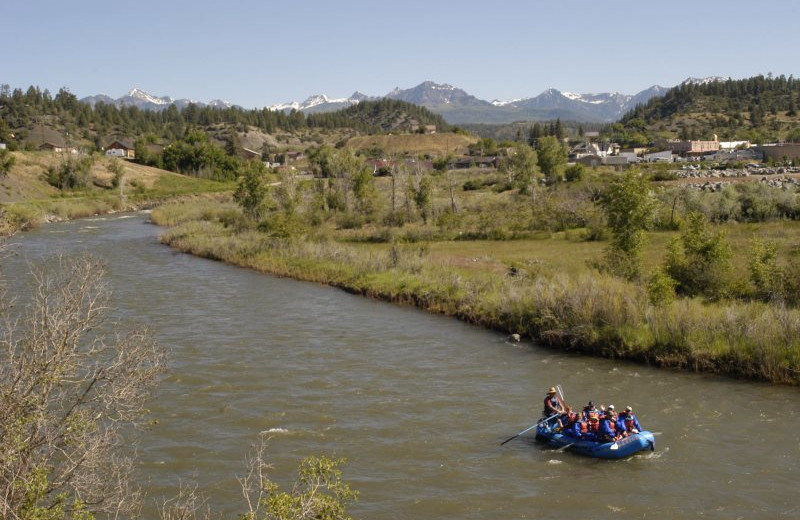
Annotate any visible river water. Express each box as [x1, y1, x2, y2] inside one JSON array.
[[5, 213, 800, 519]]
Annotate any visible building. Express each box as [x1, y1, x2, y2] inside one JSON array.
[[570, 141, 620, 160], [643, 150, 675, 162], [448, 155, 498, 169], [719, 140, 751, 151], [656, 139, 720, 156], [105, 140, 135, 159], [706, 149, 762, 162], [23, 125, 72, 153], [618, 152, 640, 164], [576, 155, 602, 167], [755, 143, 800, 162]]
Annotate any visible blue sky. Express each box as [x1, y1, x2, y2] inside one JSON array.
[[5, 0, 799, 108]]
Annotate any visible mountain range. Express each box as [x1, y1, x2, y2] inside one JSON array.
[[80, 78, 729, 125], [80, 88, 236, 112]]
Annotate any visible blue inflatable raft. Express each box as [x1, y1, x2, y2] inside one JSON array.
[[535, 415, 655, 459]]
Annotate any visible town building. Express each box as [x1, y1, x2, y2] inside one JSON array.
[[755, 143, 800, 162], [656, 139, 720, 156]]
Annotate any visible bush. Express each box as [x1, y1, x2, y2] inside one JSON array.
[[462, 179, 483, 191], [647, 269, 677, 306], [46, 156, 94, 190], [1, 204, 43, 232], [664, 212, 733, 299], [333, 211, 364, 230], [564, 164, 585, 182]]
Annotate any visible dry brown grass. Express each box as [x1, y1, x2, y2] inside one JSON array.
[[346, 132, 478, 156]]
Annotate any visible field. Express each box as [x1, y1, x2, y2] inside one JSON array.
[[346, 133, 477, 156]]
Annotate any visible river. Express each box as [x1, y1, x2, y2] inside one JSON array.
[[5, 213, 800, 519]]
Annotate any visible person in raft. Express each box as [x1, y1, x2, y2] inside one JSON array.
[[599, 405, 622, 442], [543, 387, 566, 417], [581, 401, 598, 420], [617, 405, 643, 435]]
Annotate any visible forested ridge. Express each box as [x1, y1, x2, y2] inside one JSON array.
[[609, 75, 800, 145], [0, 85, 448, 149]]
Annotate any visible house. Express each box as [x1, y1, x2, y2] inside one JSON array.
[[105, 139, 135, 159], [24, 125, 73, 153]]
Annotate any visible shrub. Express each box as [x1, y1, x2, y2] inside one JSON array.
[[46, 156, 94, 190], [564, 164, 585, 182], [664, 212, 733, 299], [462, 179, 483, 191], [1, 204, 43, 232], [647, 269, 677, 306]]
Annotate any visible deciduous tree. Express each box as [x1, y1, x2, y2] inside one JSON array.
[[535, 136, 567, 183], [1, 255, 166, 519], [598, 171, 656, 280]]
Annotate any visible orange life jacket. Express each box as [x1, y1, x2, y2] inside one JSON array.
[[579, 422, 588, 434]]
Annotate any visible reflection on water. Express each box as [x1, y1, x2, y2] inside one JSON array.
[[7, 213, 800, 519]]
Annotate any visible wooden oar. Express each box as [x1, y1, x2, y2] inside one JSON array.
[[500, 413, 559, 446]]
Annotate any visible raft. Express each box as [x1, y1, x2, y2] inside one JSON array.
[[535, 415, 655, 459]]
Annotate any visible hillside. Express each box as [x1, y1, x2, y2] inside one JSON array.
[[0, 150, 234, 236], [306, 99, 450, 134], [613, 75, 800, 145]]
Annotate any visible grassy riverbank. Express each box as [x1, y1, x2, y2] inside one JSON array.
[[152, 199, 800, 385]]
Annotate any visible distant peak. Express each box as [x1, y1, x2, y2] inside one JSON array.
[[681, 76, 729, 86], [420, 80, 455, 90]]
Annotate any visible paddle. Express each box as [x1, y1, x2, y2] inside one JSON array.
[[500, 413, 560, 446]]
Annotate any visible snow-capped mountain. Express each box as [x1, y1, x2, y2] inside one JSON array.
[[80, 88, 236, 111], [267, 92, 373, 113], [385, 81, 491, 107], [80, 77, 724, 123], [490, 88, 664, 123]]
